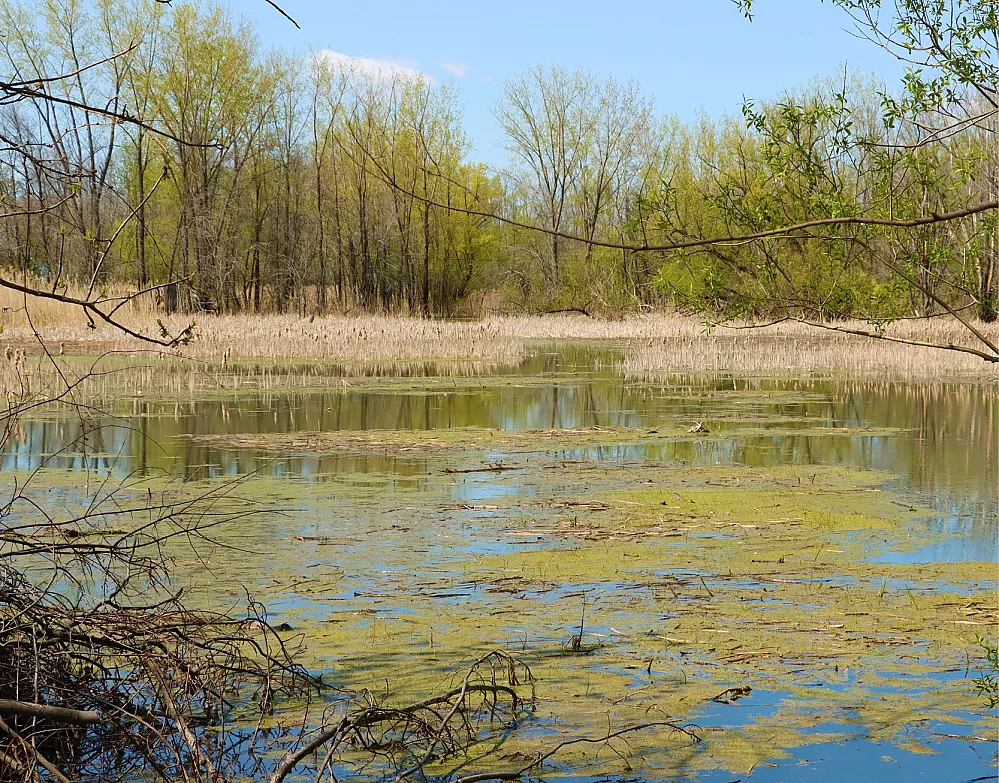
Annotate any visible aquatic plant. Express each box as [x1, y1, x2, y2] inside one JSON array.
[[972, 635, 999, 709], [269, 650, 537, 783]]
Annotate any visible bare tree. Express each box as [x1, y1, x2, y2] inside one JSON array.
[[497, 66, 594, 291]]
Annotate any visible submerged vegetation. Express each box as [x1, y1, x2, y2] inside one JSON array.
[[2, 352, 995, 780], [974, 636, 999, 709], [186, 374, 993, 777]]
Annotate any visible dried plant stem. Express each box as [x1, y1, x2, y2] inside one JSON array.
[[452, 720, 702, 783]]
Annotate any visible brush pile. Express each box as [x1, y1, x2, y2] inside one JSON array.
[[0, 471, 313, 782]]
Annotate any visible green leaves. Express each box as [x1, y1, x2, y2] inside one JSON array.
[[690, 1, 998, 328], [747, 1, 998, 126], [972, 635, 999, 710], [731, 0, 754, 20]]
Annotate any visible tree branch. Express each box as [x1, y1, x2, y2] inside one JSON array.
[[0, 699, 103, 726], [792, 318, 999, 362], [355, 137, 997, 253], [0, 275, 193, 347], [0, 714, 73, 783]]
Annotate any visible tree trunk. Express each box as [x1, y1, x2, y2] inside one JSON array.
[[136, 132, 147, 290]]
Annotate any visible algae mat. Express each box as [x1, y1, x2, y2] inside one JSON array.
[[159, 445, 995, 781]]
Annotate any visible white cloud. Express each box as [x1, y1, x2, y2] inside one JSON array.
[[441, 61, 469, 78], [313, 50, 429, 83]]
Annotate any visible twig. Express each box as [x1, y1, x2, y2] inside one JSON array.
[[0, 714, 72, 783], [442, 464, 518, 474], [453, 721, 701, 783], [263, 0, 301, 28], [348, 127, 997, 253], [270, 653, 527, 783], [146, 659, 223, 782]]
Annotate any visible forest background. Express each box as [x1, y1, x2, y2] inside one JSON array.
[[0, 0, 996, 330]]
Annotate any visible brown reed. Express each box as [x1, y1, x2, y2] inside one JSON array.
[[1, 295, 995, 381]]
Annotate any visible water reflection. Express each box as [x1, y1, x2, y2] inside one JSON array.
[[2, 347, 995, 555]]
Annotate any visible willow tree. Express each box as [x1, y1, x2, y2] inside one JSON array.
[[150, 2, 276, 312], [701, 0, 999, 357]]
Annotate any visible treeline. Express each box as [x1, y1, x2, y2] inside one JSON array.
[[0, 0, 995, 320]]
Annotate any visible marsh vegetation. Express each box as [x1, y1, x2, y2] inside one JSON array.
[[2, 341, 996, 781], [0, 0, 996, 780], [0, 0, 996, 342], [1, 311, 996, 384]]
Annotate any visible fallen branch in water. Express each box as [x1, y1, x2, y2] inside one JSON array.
[[442, 464, 519, 474], [453, 720, 702, 783], [270, 650, 533, 783], [0, 715, 72, 783], [270, 647, 703, 783], [709, 686, 753, 704], [0, 700, 103, 726]]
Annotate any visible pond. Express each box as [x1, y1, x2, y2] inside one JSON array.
[[3, 344, 996, 781]]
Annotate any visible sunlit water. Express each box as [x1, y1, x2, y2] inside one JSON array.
[[5, 346, 995, 561], [2, 344, 996, 782]]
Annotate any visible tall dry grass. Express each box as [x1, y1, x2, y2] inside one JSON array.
[[0, 278, 157, 328], [0, 283, 995, 380], [611, 316, 999, 382], [0, 314, 526, 364]]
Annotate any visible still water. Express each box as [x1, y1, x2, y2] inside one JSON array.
[[1, 345, 996, 782], [4, 346, 996, 561]]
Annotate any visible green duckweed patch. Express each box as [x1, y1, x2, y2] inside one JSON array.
[[183, 424, 910, 461], [12, 442, 991, 776], [137, 443, 996, 779]]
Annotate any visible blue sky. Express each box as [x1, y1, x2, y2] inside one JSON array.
[[238, 0, 904, 166]]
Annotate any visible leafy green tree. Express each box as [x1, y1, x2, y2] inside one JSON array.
[[727, 0, 997, 328]]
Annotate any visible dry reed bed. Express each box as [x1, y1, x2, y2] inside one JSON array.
[[0, 279, 156, 327], [615, 318, 999, 381], [0, 314, 525, 364], [1, 307, 996, 380], [0, 357, 528, 400]]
